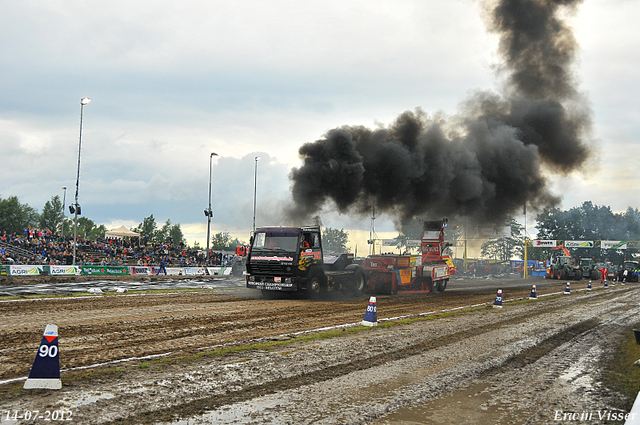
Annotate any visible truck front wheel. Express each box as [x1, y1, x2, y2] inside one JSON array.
[[436, 279, 448, 292], [306, 276, 325, 299]]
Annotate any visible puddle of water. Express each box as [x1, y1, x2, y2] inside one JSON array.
[[374, 383, 512, 425]]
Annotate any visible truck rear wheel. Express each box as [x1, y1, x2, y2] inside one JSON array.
[[352, 270, 366, 295]]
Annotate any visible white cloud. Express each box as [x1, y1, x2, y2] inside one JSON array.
[[0, 0, 638, 247]]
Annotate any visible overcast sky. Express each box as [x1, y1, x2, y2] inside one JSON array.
[[1, 0, 638, 250]]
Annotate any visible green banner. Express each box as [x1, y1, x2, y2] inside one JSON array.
[[81, 266, 129, 276]]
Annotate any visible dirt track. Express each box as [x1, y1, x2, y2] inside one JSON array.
[[1, 277, 637, 424]]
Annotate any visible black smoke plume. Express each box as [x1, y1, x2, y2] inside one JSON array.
[[288, 0, 591, 226]]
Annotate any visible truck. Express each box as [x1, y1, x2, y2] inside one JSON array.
[[361, 219, 451, 294], [245, 226, 366, 297]]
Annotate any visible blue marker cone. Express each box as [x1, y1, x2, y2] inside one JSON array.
[[493, 289, 503, 308], [24, 324, 61, 389], [604, 279, 608, 288], [587, 281, 592, 290], [529, 285, 537, 300], [362, 296, 378, 326], [564, 282, 571, 294]]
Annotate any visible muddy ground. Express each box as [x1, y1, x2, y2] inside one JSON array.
[[0, 277, 638, 424]]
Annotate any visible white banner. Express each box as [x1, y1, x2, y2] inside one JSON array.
[[49, 266, 81, 275], [564, 241, 594, 248], [381, 239, 400, 246], [184, 267, 207, 275], [601, 241, 628, 250], [165, 267, 184, 276], [9, 265, 44, 276], [533, 240, 557, 247], [405, 240, 421, 247], [129, 266, 151, 275]]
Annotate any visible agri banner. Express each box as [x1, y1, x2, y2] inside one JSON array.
[[602, 241, 628, 250], [564, 241, 594, 248], [129, 266, 151, 275], [49, 265, 81, 276], [533, 240, 557, 248], [81, 266, 129, 276], [8, 265, 44, 276], [184, 267, 207, 276]]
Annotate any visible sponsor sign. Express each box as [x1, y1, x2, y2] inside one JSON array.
[[405, 240, 421, 247], [602, 241, 628, 250], [81, 266, 128, 275], [432, 265, 449, 279], [184, 267, 206, 275], [248, 281, 295, 291], [49, 266, 81, 275], [381, 239, 400, 246], [533, 240, 557, 247], [129, 266, 150, 275], [206, 267, 227, 275], [564, 241, 594, 248], [251, 256, 294, 261], [9, 265, 43, 276], [165, 267, 184, 276]]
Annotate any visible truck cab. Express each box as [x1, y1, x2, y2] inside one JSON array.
[[245, 226, 365, 297]]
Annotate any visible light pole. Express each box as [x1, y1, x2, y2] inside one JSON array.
[[205, 152, 218, 262], [61, 187, 67, 239], [252, 156, 261, 233], [72, 97, 91, 265]]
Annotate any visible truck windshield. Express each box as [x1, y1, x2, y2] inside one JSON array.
[[558, 257, 571, 266], [252, 232, 299, 252]]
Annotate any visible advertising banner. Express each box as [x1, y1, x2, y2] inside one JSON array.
[[164, 267, 184, 276], [49, 265, 81, 276], [9, 265, 44, 276], [129, 266, 151, 275], [381, 239, 400, 246], [207, 267, 232, 276], [81, 266, 129, 276], [602, 241, 628, 250], [533, 240, 557, 248], [184, 267, 206, 276], [564, 241, 594, 248]]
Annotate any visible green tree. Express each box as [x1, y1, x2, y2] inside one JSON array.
[[74, 217, 98, 239], [534, 202, 640, 263], [132, 214, 158, 242], [154, 219, 186, 245], [322, 228, 349, 253], [169, 223, 185, 246], [0, 195, 39, 233], [209, 231, 245, 251], [39, 195, 64, 233], [480, 218, 524, 261]]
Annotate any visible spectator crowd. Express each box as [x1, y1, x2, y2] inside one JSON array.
[[0, 227, 237, 268]]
